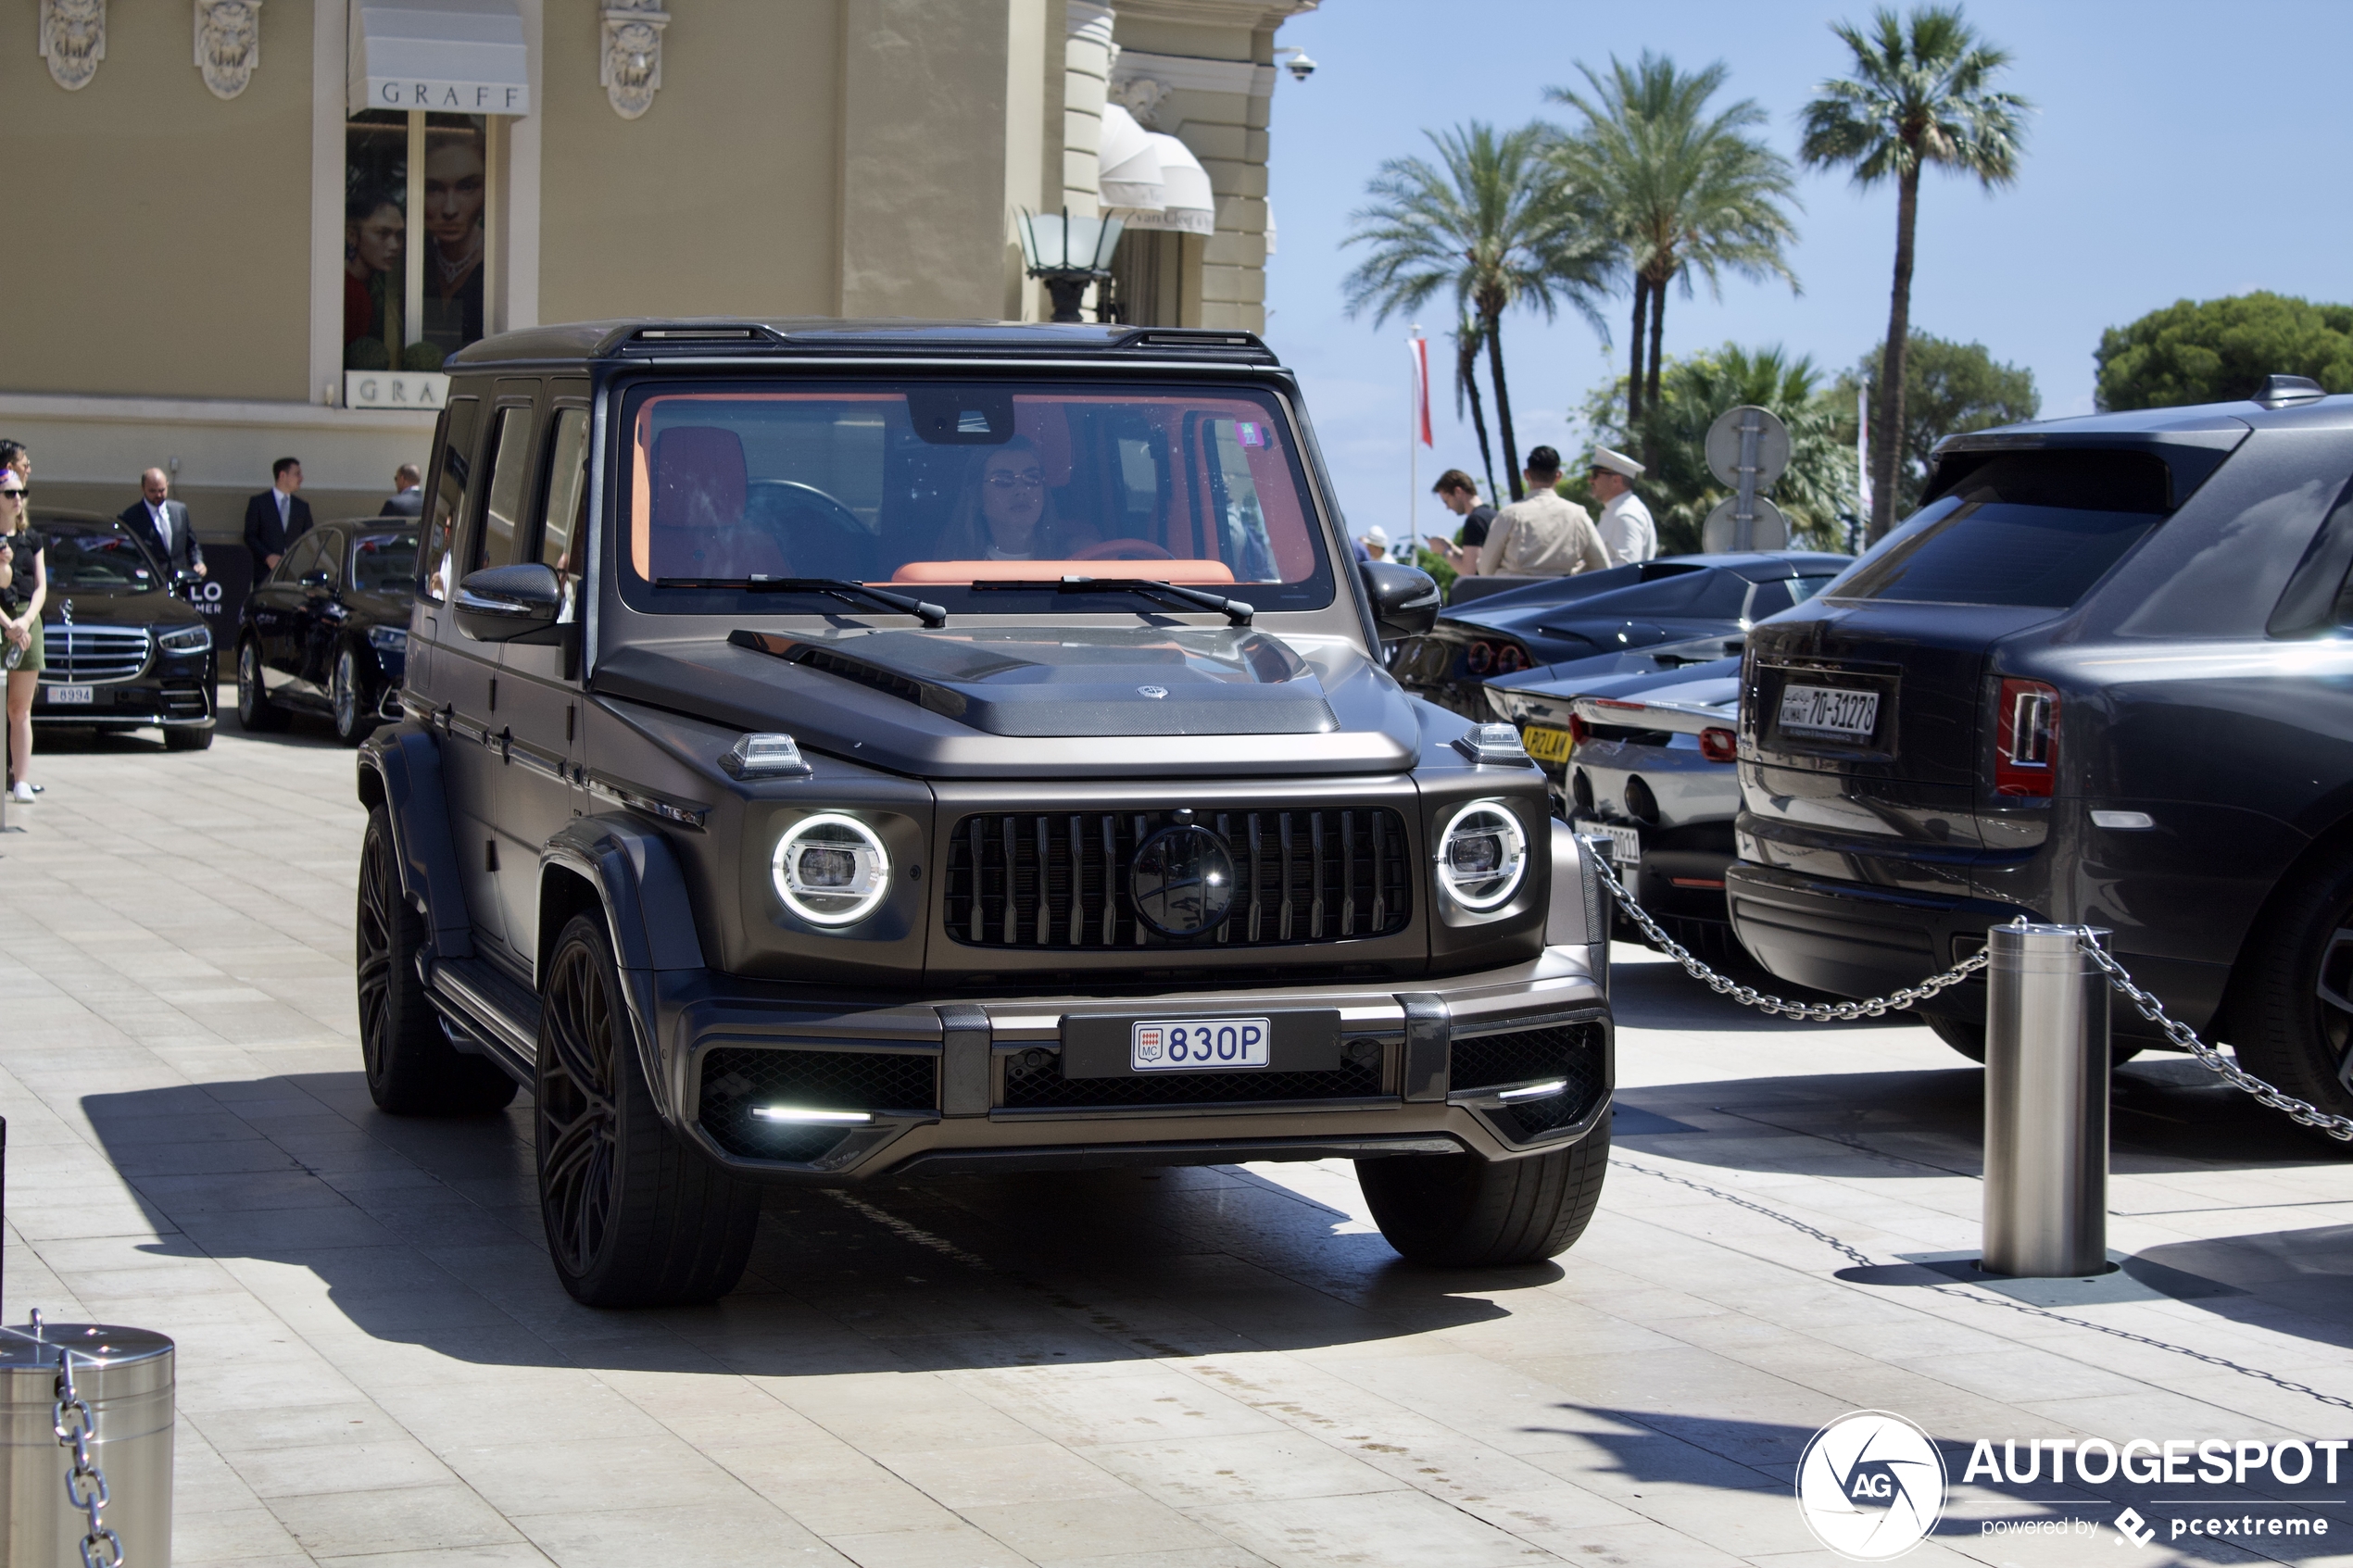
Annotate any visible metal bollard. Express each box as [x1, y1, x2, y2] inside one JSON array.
[[1, 1320, 175, 1566], [1982, 922, 2112, 1278]]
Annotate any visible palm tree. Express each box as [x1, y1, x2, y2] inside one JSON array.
[[1801, 6, 2029, 540], [1449, 315, 1500, 503], [1548, 54, 1800, 429], [1343, 121, 1614, 499]]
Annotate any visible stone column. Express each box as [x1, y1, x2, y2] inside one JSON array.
[[1062, 2, 1114, 216]]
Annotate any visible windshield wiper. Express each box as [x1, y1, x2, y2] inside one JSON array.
[[654, 576, 946, 627], [970, 575, 1254, 626]]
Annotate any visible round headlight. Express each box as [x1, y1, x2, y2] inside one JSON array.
[[1435, 799, 1529, 912], [771, 813, 891, 926]]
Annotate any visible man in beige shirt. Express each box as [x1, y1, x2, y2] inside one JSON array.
[[1478, 445, 1610, 578]]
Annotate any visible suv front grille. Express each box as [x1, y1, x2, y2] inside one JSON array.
[[944, 807, 1412, 949], [40, 624, 151, 683], [698, 1046, 937, 1160], [1452, 1022, 1605, 1142], [1002, 1053, 1385, 1110]]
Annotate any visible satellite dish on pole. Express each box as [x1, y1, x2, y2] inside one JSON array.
[[1705, 405, 1790, 490], [1704, 405, 1793, 550], [1703, 495, 1789, 553]]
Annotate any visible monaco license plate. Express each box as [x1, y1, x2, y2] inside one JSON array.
[[1575, 818, 1642, 868], [44, 684, 95, 706], [1778, 684, 1880, 741], [1520, 723, 1574, 765], [1130, 1018, 1271, 1072]]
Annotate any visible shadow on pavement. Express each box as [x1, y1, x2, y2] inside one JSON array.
[[2133, 1223, 2353, 1351], [80, 1073, 1526, 1375]]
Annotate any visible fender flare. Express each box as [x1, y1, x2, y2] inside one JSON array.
[[543, 814, 706, 1122], [358, 727, 474, 960]]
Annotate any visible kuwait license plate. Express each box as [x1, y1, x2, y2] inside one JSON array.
[[1778, 684, 1879, 741], [1575, 818, 1642, 868], [1519, 723, 1574, 765], [44, 684, 95, 706], [1130, 1018, 1271, 1072]]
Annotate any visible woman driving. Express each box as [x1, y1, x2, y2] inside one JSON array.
[[938, 437, 1100, 562]]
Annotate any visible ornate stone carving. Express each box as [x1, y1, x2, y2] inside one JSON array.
[[1110, 76, 1172, 129], [39, 0, 106, 92], [601, 2, 671, 120], [194, 0, 261, 101]]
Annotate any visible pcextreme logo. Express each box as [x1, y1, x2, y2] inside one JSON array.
[[1795, 1411, 1948, 1561]]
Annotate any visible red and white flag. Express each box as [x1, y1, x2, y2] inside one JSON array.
[[1408, 334, 1432, 447]]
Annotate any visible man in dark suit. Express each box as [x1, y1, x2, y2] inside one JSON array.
[[380, 463, 423, 518], [121, 468, 205, 580], [244, 457, 312, 579]]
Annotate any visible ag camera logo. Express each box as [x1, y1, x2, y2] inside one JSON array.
[[1796, 1411, 1947, 1561]]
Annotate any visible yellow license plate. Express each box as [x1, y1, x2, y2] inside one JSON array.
[[1520, 724, 1574, 764]]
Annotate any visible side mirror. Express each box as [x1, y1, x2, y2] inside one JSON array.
[[455, 562, 565, 643], [1358, 558, 1441, 641]]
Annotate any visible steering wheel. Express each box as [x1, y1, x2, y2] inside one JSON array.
[[1070, 537, 1175, 561]]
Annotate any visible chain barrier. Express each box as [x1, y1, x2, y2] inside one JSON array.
[[1580, 841, 2353, 1142], [54, 1347, 124, 1568]]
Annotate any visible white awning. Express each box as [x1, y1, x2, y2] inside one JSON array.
[[1097, 105, 1163, 211], [348, 0, 531, 116], [1119, 132, 1215, 235]]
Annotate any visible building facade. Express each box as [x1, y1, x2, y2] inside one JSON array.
[[6, 0, 1312, 586]]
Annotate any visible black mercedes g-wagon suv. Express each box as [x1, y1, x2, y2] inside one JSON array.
[[1728, 378, 2353, 1134], [357, 320, 1615, 1306]]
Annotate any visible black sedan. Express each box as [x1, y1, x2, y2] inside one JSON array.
[[234, 521, 418, 744], [24, 510, 216, 748], [1390, 551, 1849, 719]]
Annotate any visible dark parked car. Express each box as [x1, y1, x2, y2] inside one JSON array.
[[236, 521, 419, 744], [357, 318, 1616, 1307], [1727, 379, 2353, 1123], [21, 509, 216, 748], [1390, 551, 1849, 719], [1489, 657, 1743, 958]]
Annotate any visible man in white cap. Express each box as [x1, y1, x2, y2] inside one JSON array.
[[1589, 446, 1655, 566]]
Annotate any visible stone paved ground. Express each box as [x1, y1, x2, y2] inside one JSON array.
[[5, 711, 2353, 1566]]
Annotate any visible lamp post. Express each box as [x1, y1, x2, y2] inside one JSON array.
[[1017, 207, 1125, 323]]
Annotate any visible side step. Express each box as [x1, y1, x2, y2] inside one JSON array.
[[426, 955, 542, 1088]]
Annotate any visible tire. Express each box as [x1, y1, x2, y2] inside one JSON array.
[[164, 725, 214, 751], [331, 646, 374, 746], [1926, 1012, 2144, 1068], [2228, 840, 2353, 1143], [1356, 1119, 1610, 1267], [356, 806, 518, 1116], [236, 638, 287, 732], [536, 912, 761, 1307]]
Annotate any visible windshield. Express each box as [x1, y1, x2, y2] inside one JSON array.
[[618, 382, 1334, 616], [350, 531, 419, 594], [43, 524, 159, 594]]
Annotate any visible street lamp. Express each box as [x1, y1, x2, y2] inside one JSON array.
[[1017, 207, 1125, 324]]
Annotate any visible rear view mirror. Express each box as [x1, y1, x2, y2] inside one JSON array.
[[1358, 559, 1441, 641], [455, 563, 566, 644]]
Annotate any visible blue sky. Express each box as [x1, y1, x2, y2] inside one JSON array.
[[1260, 0, 2353, 547]]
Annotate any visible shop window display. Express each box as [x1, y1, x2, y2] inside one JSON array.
[[345, 112, 489, 372]]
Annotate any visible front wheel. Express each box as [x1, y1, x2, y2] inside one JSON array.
[[235, 638, 287, 732], [331, 646, 374, 745], [2230, 840, 2353, 1146], [536, 913, 761, 1307], [356, 806, 517, 1115], [1356, 1120, 1609, 1267], [163, 725, 214, 751]]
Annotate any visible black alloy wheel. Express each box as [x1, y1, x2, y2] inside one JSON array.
[[236, 638, 286, 732], [356, 806, 516, 1115], [2233, 840, 2353, 1147], [331, 646, 371, 745], [1355, 1118, 1610, 1267], [535, 912, 761, 1307]]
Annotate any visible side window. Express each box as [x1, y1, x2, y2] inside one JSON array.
[[281, 533, 326, 584], [422, 396, 481, 601], [538, 408, 591, 604], [319, 533, 346, 591], [474, 405, 538, 571]]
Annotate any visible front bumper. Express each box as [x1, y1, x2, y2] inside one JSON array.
[[32, 672, 217, 727], [655, 947, 1611, 1181]]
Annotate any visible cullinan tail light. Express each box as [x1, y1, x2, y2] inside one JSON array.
[[1699, 727, 1738, 763], [1994, 678, 2058, 797]]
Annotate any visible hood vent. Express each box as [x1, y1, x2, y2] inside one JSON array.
[[732, 631, 969, 720]]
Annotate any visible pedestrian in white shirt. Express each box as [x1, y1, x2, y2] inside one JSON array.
[[1478, 446, 1610, 579], [1588, 446, 1655, 566]]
